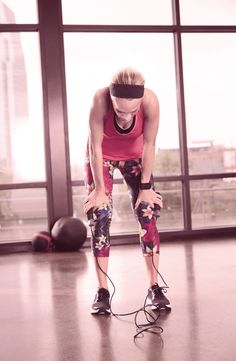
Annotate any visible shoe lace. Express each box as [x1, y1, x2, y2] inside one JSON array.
[[153, 284, 168, 298]]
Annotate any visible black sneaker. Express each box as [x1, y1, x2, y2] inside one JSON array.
[[148, 283, 171, 310], [91, 288, 111, 314]]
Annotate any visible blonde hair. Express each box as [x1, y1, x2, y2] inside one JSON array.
[[112, 67, 145, 86]]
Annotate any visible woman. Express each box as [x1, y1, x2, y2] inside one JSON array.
[[84, 67, 170, 314]]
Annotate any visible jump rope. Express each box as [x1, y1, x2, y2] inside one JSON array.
[[87, 208, 170, 339]]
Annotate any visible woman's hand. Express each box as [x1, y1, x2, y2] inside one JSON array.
[[84, 189, 110, 214], [135, 189, 163, 210]]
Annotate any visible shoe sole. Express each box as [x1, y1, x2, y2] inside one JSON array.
[[151, 304, 171, 311], [91, 307, 111, 315], [147, 292, 171, 311]]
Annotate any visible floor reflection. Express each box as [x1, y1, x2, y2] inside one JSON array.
[[1, 239, 236, 361]]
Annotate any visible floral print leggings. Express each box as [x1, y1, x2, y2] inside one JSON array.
[[84, 158, 160, 257]]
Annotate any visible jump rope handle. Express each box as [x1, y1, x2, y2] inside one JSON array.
[[87, 207, 95, 227], [154, 191, 161, 217]]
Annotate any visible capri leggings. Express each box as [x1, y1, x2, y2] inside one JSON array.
[[84, 157, 160, 257]]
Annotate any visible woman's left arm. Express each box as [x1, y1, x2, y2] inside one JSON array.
[[135, 89, 163, 209]]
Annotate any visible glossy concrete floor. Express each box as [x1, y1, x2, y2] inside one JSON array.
[[0, 237, 236, 361]]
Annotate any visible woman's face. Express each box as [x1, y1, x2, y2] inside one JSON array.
[[111, 97, 142, 122]]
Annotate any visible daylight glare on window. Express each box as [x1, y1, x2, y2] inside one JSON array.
[[61, 0, 172, 25], [182, 34, 236, 175]]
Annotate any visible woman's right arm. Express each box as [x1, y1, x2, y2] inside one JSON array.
[[84, 89, 110, 213]]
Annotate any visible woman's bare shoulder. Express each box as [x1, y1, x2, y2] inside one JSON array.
[[92, 87, 110, 109], [143, 88, 159, 105]]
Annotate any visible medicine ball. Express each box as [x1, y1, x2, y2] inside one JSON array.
[[51, 216, 87, 251], [32, 231, 52, 252]]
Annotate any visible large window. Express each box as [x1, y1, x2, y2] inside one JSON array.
[[0, 32, 45, 183], [191, 178, 236, 229], [182, 34, 236, 175], [0, 189, 48, 242], [62, 0, 172, 25], [0, 0, 38, 23], [180, 0, 236, 25], [0, 1, 47, 244], [1, 0, 236, 245]]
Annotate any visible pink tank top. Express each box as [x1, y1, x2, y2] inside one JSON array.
[[102, 104, 144, 161]]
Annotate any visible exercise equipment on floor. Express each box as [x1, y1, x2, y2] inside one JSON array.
[[32, 231, 52, 252], [51, 216, 87, 251]]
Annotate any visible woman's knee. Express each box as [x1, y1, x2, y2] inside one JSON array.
[[91, 205, 112, 257], [94, 204, 112, 225], [135, 201, 160, 255], [135, 201, 155, 223]]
